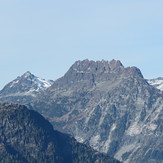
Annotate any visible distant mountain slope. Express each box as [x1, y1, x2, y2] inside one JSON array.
[[31, 59, 163, 163], [0, 103, 120, 163], [147, 77, 163, 91], [0, 71, 54, 103]]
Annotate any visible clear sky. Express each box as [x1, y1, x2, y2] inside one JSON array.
[[0, 0, 163, 89]]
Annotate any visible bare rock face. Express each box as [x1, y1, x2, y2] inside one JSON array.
[[51, 59, 124, 91], [32, 59, 163, 163]]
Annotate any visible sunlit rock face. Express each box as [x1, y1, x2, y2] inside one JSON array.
[[32, 59, 163, 163]]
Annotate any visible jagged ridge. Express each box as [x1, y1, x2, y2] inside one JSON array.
[[31, 59, 163, 163]]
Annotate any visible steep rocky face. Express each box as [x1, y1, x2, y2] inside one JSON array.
[[51, 59, 124, 91], [0, 103, 120, 163], [0, 71, 54, 103], [147, 77, 163, 91], [32, 60, 163, 163]]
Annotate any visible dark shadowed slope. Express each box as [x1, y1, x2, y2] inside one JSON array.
[[0, 103, 120, 163]]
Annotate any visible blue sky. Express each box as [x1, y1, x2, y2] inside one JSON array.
[[0, 0, 163, 89]]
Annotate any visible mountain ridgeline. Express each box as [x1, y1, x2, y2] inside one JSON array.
[[0, 103, 119, 163], [0, 71, 54, 104], [32, 60, 163, 163], [0, 59, 163, 163]]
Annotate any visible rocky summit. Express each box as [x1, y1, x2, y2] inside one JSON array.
[[0, 103, 119, 163], [0, 71, 54, 104], [31, 59, 163, 163]]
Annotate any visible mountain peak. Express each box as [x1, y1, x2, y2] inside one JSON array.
[[51, 59, 144, 91], [21, 71, 35, 79], [23, 71, 32, 76], [109, 59, 124, 69], [73, 59, 124, 71], [0, 72, 54, 103], [70, 59, 124, 77], [24, 71, 32, 75], [32, 60, 163, 163]]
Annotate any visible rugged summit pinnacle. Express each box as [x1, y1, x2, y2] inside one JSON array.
[[71, 59, 124, 72], [21, 71, 36, 80], [51, 59, 143, 91]]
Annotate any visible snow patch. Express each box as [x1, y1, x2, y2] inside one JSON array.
[[148, 78, 163, 91], [9, 80, 19, 88], [4, 72, 54, 96], [72, 68, 88, 74], [35, 77, 53, 89]]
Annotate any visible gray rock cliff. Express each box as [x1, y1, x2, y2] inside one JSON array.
[[32, 59, 163, 163]]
